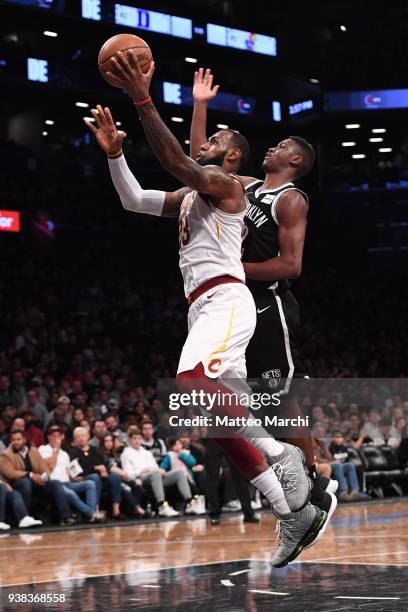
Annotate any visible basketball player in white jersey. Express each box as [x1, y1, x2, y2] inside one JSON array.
[[84, 50, 328, 567], [189, 68, 338, 547]]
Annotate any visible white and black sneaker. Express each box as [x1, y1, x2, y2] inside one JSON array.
[[266, 443, 312, 512]]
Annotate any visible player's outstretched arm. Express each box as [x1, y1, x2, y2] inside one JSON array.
[[243, 191, 308, 280], [84, 105, 184, 218], [190, 68, 219, 160], [110, 51, 244, 212]]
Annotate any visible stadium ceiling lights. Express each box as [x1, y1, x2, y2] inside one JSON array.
[[45, 120, 54, 125], [369, 137, 383, 143], [115, 121, 122, 126], [342, 142, 356, 147], [217, 124, 229, 129], [352, 154, 365, 159], [379, 148, 393, 153], [185, 57, 198, 63], [171, 117, 184, 122], [184, 139, 190, 144], [43, 31, 58, 38], [75, 102, 89, 108], [372, 128, 386, 133], [340, 25, 347, 31], [345, 124, 360, 129], [310, 78, 319, 84], [42, 131, 48, 136]]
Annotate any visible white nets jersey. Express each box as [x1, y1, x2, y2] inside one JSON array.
[[178, 189, 246, 298]]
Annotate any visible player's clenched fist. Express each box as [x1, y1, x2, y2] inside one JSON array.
[[83, 104, 126, 156]]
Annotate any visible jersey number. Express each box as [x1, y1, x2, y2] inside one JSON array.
[[179, 216, 190, 247]]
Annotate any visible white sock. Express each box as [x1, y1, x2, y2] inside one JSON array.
[[250, 467, 290, 516], [237, 424, 284, 457]]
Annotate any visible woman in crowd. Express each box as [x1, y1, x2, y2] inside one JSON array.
[[101, 433, 146, 518]]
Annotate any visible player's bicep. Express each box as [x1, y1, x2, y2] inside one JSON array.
[[276, 193, 308, 262], [162, 188, 188, 218]]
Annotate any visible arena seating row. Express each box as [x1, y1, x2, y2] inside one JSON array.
[[346, 445, 408, 498]]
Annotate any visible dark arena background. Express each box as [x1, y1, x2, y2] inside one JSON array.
[[1, 1, 408, 611]]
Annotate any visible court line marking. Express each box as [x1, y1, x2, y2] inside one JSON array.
[[229, 569, 250, 576], [1, 558, 251, 588], [249, 590, 289, 596], [335, 596, 400, 601]]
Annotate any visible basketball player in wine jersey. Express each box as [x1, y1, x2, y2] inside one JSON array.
[[189, 68, 338, 542], [84, 50, 328, 567]]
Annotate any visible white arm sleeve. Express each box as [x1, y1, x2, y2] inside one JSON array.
[[108, 154, 165, 216]]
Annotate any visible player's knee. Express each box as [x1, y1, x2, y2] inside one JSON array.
[[176, 363, 206, 393]]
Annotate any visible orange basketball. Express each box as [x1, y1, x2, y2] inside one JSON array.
[[98, 33, 153, 88]]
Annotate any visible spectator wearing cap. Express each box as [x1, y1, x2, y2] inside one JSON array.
[[107, 398, 120, 414], [0, 430, 75, 526], [89, 420, 108, 448], [17, 410, 44, 447], [105, 414, 127, 444], [0, 470, 43, 530], [140, 421, 166, 465], [25, 389, 48, 428], [39, 426, 100, 522], [70, 427, 123, 519], [45, 404, 72, 441], [45, 396, 72, 430]]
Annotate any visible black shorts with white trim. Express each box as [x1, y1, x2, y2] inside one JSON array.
[[246, 284, 308, 393]]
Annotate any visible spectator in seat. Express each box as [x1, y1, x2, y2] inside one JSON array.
[[46, 404, 72, 441], [89, 420, 108, 448], [45, 396, 72, 428], [0, 471, 43, 529], [1, 404, 17, 431], [25, 389, 49, 428], [121, 431, 189, 518], [387, 417, 406, 449], [70, 427, 123, 519], [0, 430, 75, 526], [39, 426, 100, 522], [312, 436, 332, 480], [18, 409, 45, 447], [179, 432, 207, 495], [0, 376, 22, 410], [72, 408, 86, 429], [329, 431, 366, 501], [140, 421, 166, 464], [361, 408, 385, 445], [105, 414, 127, 444], [101, 433, 145, 518], [398, 423, 408, 470], [160, 437, 205, 515]]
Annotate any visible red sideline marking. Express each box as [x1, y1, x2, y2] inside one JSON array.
[[0, 210, 20, 233]]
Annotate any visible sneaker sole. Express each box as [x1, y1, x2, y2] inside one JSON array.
[[272, 510, 328, 568], [326, 479, 338, 495], [304, 491, 337, 549]]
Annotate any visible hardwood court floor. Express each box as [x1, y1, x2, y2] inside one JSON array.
[[1, 500, 408, 611]]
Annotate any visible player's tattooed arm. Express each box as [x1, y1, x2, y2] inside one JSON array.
[[243, 191, 308, 280], [110, 50, 245, 213], [190, 68, 219, 161]]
